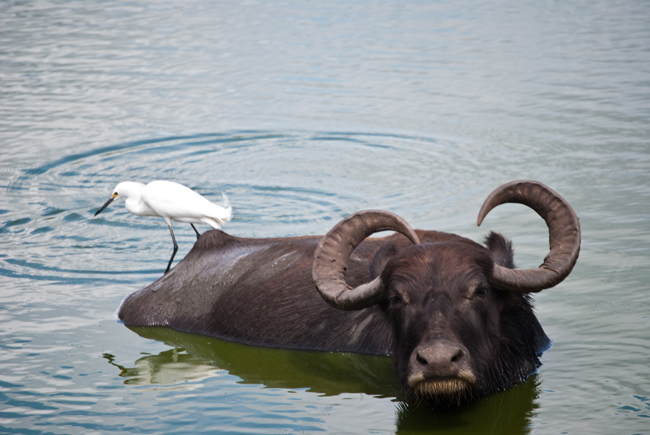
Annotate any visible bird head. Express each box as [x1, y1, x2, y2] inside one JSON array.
[[94, 182, 145, 217]]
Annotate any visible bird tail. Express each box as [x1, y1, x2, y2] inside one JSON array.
[[221, 193, 233, 221], [201, 193, 233, 230]]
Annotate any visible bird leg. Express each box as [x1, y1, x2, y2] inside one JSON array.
[[191, 223, 201, 239], [165, 219, 178, 274]]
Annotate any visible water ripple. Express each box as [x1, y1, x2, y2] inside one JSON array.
[[1, 130, 497, 285]]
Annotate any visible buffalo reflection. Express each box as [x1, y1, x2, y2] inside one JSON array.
[[110, 326, 399, 397], [109, 326, 542, 434], [395, 377, 542, 434]]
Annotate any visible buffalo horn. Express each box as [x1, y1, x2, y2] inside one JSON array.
[[313, 210, 420, 310], [477, 180, 581, 293]]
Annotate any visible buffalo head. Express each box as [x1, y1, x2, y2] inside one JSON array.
[[312, 181, 580, 406]]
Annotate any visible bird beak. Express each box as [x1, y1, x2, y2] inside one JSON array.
[[94, 193, 118, 217]]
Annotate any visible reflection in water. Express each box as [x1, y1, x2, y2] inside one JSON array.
[[396, 378, 540, 435], [117, 326, 541, 434], [121, 326, 399, 397], [103, 348, 222, 388]]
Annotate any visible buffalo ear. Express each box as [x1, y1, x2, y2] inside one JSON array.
[[485, 231, 515, 269], [369, 243, 400, 279]]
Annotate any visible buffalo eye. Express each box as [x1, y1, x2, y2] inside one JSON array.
[[473, 286, 488, 297], [386, 289, 405, 308], [466, 284, 488, 299]]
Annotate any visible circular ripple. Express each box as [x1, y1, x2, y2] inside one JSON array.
[[1, 130, 502, 287]]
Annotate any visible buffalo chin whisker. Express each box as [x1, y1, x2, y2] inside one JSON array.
[[412, 379, 474, 408], [415, 379, 468, 395]]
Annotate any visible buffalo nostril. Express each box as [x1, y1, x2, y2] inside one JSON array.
[[414, 344, 467, 376], [451, 349, 464, 364]]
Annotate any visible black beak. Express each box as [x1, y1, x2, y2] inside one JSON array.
[[95, 194, 117, 217]]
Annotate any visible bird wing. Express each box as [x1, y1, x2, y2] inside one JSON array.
[[142, 181, 231, 228]]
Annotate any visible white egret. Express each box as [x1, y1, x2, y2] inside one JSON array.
[[94, 180, 232, 274]]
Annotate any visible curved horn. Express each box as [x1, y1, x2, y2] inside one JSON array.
[[477, 180, 581, 293], [313, 210, 420, 310]]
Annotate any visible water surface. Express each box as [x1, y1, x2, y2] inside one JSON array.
[[1, 1, 649, 434]]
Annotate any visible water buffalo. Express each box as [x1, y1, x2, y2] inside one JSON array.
[[118, 180, 580, 406]]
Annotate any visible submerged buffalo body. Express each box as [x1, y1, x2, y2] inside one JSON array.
[[118, 181, 580, 405]]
